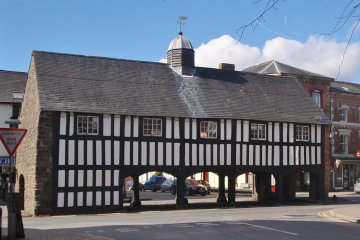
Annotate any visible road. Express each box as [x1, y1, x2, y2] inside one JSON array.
[[18, 191, 360, 240]]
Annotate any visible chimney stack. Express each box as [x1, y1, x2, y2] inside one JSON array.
[[219, 63, 235, 71]]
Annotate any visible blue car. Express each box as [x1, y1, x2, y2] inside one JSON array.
[[143, 176, 167, 192]]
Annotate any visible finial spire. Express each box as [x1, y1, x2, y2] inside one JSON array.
[[177, 16, 188, 33]]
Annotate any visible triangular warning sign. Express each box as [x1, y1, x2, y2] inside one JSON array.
[[0, 128, 27, 157]]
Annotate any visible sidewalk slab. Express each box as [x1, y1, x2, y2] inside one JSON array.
[[328, 206, 360, 224]]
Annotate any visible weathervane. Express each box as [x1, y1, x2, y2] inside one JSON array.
[[177, 16, 188, 33]]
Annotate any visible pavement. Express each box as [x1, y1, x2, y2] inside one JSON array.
[[0, 192, 359, 240]]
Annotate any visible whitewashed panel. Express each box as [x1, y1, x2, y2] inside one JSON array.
[[105, 170, 111, 186], [317, 146, 321, 164], [295, 146, 300, 165], [58, 170, 65, 187], [87, 140, 93, 165], [262, 145, 266, 166], [306, 146, 310, 165], [317, 125, 321, 143], [87, 170, 93, 186], [311, 125, 316, 143], [141, 142, 147, 165], [236, 120, 241, 142], [283, 123, 288, 142], [78, 140, 84, 165], [86, 192, 92, 206], [199, 144, 204, 166], [206, 144, 211, 165], [158, 142, 163, 166], [60, 112, 66, 135], [105, 140, 111, 165], [192, 144, 197, 166], [300, 146, 305, 165], [311, 146, 316, 165], [133, 117, 139, 137], [68, 170, 74, 187], [124, 141, 130, 166], [96, 170, 102, 187], [166, 143, 172, 166], [213, 144, 218, 165], [150, 142, 155, 165], [274, 146, 280, 166], [174, 143, 180, 166], [96, 140, 102, 165], [68, 142, 75, 164], [268, 122, 273, 142], [114, 170, 119, 186], [289, 146, 294, 165], [68, 192, 74, 207], [274, 123, 280, 142], [192, 119, 197, 140], [289, 124, 294, 143], [243, 121, 249, 142], [255, 145, 260, 166], [57, 193, 64, 207], [185, 143, 190, 166], [69, 113, 74, 136], [267, 146, 272, 166], [166, 118, 172, 139], [220, 144, 225, 165], [78, 170, 84, 187], [185, 118, 190, 139], [283, 146, 288, 165], [103, 114, 111, 136], [221, 120, 225, 140], [105, 191, 111, 206], [249, 145, 254, 166], [226, 120, 232, 140], [242, 145, 247, 165], [114, 141, 120, 165], [114, 191, 119, 205], [174, 118, 180, 139], [77, 192, 83, 206], [125, 116, 131, 137], [227, 144, 231, 165], [59, 140, 65, 165], [114, 115, 121, 137], [236, 144, 241, 165], [131, 142, 138, 165], [96, 191, 101, 206]]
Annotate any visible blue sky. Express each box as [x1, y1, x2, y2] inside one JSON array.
[[1, 0, 360, 82]]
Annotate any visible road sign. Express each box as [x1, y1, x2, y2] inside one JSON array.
[[0, 156, 16, 166], [0, 128, 27, 157]]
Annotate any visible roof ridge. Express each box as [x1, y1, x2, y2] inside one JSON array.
[[0, 69, 27, 74]]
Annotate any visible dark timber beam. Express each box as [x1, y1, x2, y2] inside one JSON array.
[[217, 174, 228, 206]]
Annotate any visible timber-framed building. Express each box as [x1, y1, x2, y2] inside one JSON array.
[[16, 32, 330, 216]]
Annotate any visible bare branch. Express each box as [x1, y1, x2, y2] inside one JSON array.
[[236, 0, 281, 40]]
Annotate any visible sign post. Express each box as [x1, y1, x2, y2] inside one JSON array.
[[0, 128, 27, 240]]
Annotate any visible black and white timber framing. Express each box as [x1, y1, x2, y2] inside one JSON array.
[[53, 112, 325, 213]]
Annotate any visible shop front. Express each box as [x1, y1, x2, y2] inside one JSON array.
[[332, 157, 360, 190]]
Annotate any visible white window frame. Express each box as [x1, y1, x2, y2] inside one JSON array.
[[250, 123, 266, 140], [340, 134, 349, 154], [296, 125, 309, 141], [312, 91, 321, 108], [143, 118, 162, 136], [77, 116, 99, 135], [200, 121, 217, 139], [340, 106, 348, 122]]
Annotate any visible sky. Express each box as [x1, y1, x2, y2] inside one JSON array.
[[1, 0, 360, 82]]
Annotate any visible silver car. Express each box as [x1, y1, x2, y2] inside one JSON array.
[[355, 178, 360, 194]]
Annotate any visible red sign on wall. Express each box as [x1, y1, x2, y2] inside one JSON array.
[[0, 128, 27, 157]]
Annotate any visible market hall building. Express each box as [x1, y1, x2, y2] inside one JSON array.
[[15, 32, 330, 216]]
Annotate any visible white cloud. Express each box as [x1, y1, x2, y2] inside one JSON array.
[[164, 34, 360, 82]]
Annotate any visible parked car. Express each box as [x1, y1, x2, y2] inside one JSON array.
[[130, 182, 144, 191], [170, 179, 208, 196], [143, 176, 167, 192], [355, 178, 360, 194], [197, 180, 211, 194], [161, 179, 173, 192]]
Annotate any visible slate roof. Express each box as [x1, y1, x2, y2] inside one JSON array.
[[243, 60, 329, 78], [0, 70, 27, 103], [31, 51, 329, 125], [330, 81, 360, 95]]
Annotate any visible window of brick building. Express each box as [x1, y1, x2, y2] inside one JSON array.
[[340, 107, 348, 122], [312, 91, 321, 108], [340, 134, 349, 154]]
